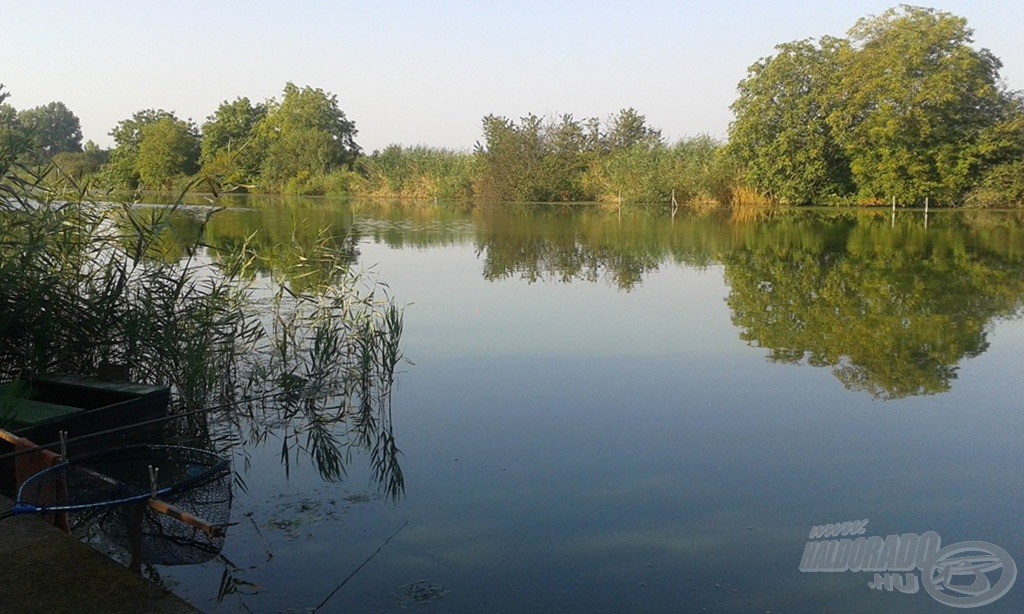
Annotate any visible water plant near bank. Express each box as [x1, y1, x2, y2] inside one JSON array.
[[0, 137, 405, 498]]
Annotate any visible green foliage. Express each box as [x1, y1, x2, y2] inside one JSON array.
[[474, 113, 546, 202], [256, 83, 360, 190], [728, 38, 851, 204], [602, 107, 663, 152], [834, 6, 1004, 204], [136, 117, 200, 189], [0, 103, 29, 174], [583, 135, 727, 204], [200, 97, 266, 189], [0, 88, 86, 174], [474, 109, 666, 203], [50, 142, 108, 183], [0, 138, 405, 495], [17, 101, 83, 162], [105, 110, 199, 189], [964, 96, 1024, 206], [355, 145, 475, 201], [0, 103, 19, 133], [106, 109, 178, 188], [728, 6, 1017, 207]]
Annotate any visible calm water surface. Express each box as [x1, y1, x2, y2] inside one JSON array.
[[162, 201, 1024, 613]]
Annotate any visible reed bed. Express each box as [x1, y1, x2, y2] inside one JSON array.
[[0, 148, 405, 498]]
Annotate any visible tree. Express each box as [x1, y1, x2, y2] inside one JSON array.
[[135, 116, 200, 189], [728, 37, 851, 204], [0, 103, 21, 146], [542, 114, 591, 200], [728, 6, 1012, 206], [475, 112, 615, 202], [0, 87, 31, 175], [17, 101, 83, 161], [966, 94, 1024, 206], [200, 97, 266, 187], [52, 141, 108, 182], [106, 109, 178, 187], [603, 108, 662, 152], [256, 83, 360, 189], [831, 6, 1005, 204], [474, 113, 574, 202]]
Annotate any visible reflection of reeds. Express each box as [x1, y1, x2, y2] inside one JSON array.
[[1, 153, 406, 500], [729, 204, 784, 224]]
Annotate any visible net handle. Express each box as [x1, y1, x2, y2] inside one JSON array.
[[146, 498, 226, 538]]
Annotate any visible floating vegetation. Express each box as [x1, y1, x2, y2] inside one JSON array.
[[396, 580, 450, 606], [255, 490, 381, 540]]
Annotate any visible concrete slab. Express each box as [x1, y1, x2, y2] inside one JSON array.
[[0, 496, 198, 614]]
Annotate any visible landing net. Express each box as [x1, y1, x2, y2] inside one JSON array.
[[14, 444, 231, 565]]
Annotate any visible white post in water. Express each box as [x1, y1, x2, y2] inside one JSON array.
[[925, 196, 929, 229]]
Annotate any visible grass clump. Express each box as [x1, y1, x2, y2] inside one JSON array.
[[0, 139, 405, 498]]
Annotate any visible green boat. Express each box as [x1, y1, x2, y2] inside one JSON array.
[[0, 374, 170, 495]]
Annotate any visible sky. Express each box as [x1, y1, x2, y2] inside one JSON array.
[[3, 1, 1024, 153]]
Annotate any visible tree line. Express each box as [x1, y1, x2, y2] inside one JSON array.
[[2, 5, 1023, 206]]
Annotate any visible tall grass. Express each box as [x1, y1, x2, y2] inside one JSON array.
[[351, 145, 476, 201], [0, 144, 405, 498], [582, 136, 735, 205]]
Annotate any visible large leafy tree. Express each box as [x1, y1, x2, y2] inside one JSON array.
[[135, 116, 200, 189], [18, 101, 83, 161], [107, 109, 178, 187], [831, 6, 1005, 204], [0, 90, 83, 169], [966, 93, 1024, 206], [728, 37, 851, 204], [256, 83, 360, 189], [729, 6, 1010, 206], [200, 97, 266, 187]]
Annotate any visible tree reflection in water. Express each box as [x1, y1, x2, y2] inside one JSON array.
[[193, 200, 1024, 408]]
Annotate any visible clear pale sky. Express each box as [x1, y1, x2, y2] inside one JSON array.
[[2, 1, 1022, 153]]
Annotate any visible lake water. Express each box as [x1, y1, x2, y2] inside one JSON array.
[[162, 201, 1024, 612]]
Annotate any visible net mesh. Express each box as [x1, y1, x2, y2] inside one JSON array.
[[97, 461, 231, 565], [17, 444, 232, 565]]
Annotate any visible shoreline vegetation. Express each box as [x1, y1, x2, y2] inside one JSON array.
[[3, 6, 1024, 209], [0, 89, 408, 500]]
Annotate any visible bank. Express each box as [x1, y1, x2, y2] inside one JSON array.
[[0, 495, 198, 614]]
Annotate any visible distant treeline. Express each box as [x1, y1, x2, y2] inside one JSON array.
[[0, 84, 732, 205], [2, 5, 1023, 207]]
